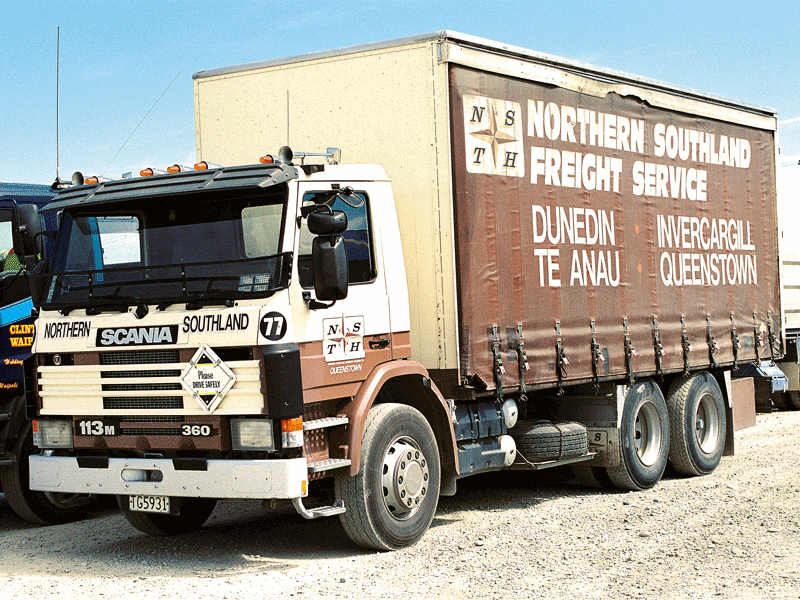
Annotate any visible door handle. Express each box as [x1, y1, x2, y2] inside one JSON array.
[[369, 338, 390, 350]]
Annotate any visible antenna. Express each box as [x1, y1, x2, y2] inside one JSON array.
[[101, 70, 181, 177], [56, 26, 60, 184]]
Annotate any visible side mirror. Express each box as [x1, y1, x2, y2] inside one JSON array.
[[12, 204, 44, 269], [307, 209, 347, 235], [312, 235, 348, 302], [28, 259, 50, 309]]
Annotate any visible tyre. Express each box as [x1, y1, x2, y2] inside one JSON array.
[[335, 403, 440, 551], [117, 495, 217, 536], [0, 421, 96, 525], [604, 380, 669, 491], [666, 372, 727, 476], [512, 420, 588, 462], [787, 391, 800, 410]]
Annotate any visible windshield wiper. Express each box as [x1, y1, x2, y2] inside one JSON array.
[[186, 297, 235, 310], [84, 295, 142, 316]]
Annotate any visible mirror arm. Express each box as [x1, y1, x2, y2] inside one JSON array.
[[302, 290, 336, 311]]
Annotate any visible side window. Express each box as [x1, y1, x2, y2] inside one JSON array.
[[298, 190, 376, 288], [242, 204, 283, 258], [0, 210, 19, 274]]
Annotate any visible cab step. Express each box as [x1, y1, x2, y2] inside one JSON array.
[[307, 458, 352, 473], [292, 498, 346, 520], [303, 416, 349, 430]]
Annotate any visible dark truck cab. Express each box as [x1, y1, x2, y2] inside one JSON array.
[[0, 182, 96, 523]]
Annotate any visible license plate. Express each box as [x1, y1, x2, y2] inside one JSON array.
[[128, 495, 170, 514]]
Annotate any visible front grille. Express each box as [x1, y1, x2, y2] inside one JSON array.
[[103, 396, 183, 410], [39, 346, 263, 417]]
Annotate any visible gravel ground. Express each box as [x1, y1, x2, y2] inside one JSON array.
[[1, 410, 799, 600]]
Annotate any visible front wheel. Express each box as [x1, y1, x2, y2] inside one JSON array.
[[666, 372, 727, 476], [604, 380, 670, 491], [0, 421, 97, 524], [335, 403, 440, 551], [117, 496, 217, 536]]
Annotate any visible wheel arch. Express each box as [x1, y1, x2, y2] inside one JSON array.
[[341, 361, 458, 493]]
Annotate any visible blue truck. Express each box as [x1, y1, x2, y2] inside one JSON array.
[[0, 182, 95, 523]]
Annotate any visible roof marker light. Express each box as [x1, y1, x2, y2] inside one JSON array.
[[260, 154, 277, 164], [193, 161, 221, 171], [140, 168, 166, 177], [167, 164, 193, 174]]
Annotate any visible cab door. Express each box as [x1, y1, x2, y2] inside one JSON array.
[[289, 182, 393, 401]]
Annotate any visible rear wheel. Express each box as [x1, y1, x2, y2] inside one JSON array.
[[666, 372, 727, 476], [787, 391, 800, 410], [0, 421, 96, 524], [117, 496, 217, 536], [335, 403, 440, 551], [604, 380, 669, 491]]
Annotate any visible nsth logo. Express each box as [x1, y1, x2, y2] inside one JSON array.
[[97, 325, 179, 347], [322, 316, 364, 364], [463, 95, 524, 178]]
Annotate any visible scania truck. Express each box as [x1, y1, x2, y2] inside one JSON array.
[[21, 32, 779, 550]]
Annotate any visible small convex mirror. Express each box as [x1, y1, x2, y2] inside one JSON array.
[[307, 209, 347, 235]]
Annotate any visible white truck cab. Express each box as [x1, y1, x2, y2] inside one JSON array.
[[26, 153, 454, 549]]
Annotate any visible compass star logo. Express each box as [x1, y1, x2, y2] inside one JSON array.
[[322, 315, 365, 363], [464, 95, 524, 177]]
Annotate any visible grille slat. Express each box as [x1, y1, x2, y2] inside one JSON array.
[[100, 350, 180, 366], [103, 396, 183, 410], [102, 369, 181, 379], [119, 415, 183, 423], [120, 427, 183, 436], [102, 383, 182, 392]]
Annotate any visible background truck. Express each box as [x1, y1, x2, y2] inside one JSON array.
[[0, 182, 96, 523], [775, 162, 800, 409], [23, 32, 778, 550]]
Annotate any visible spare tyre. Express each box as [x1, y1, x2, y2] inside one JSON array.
[[511, 420, 588, 462]]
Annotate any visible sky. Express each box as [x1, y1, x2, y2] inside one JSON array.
[[2, 0, 799, 186]]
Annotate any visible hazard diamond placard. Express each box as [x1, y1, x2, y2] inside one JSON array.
[[180, 345, 236, 414]]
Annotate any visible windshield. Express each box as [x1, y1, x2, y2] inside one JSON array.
[[42, 187, 290, 311]]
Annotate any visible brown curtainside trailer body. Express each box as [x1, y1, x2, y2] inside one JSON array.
[[449, 66, 780, 394]]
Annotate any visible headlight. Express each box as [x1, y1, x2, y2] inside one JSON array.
[[32, 419, 73, 449], [230, 419, 275, 451]]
